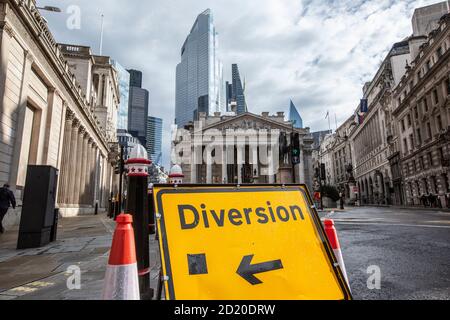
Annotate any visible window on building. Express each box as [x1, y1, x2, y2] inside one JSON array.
[[407, 114, 412, 127], [432, 89, 439, 105], [437, 115, 443, 131], [417, 128, 422, 145], [437, 46, 444, 58], [423, 98, 429, 112], [401, 119, 406, 132], [427, 122, 433, 139], [445, 79, 450, 96], [439, 147, 445, 164], [429, 152, 434, 167], [414, 106, 419, 119], [443, 173, 450, 192], [426, 60, 432, 71], [409, 134, 414, 151], [403, 138, 408, 155], [420, 157, 424, 170]]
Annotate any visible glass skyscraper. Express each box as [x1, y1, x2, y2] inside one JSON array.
[[231, 64, 247, 114], [112, 60, 130, 130], [289, 100, 303, 129], [146, 116, 163, 165], [128, 69, 149, 147], [175, 9, 224, 127]]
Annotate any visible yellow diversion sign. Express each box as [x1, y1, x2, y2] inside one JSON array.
[[154, 185, 352, 300]]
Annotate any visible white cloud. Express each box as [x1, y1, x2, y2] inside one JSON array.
[[40, 0, 443, 167]]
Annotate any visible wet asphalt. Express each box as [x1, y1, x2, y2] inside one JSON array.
[[320, 207, 450, 300]]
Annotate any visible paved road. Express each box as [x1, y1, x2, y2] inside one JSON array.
[[320, 207, 450, 300]]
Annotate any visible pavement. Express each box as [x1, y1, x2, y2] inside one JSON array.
[[0, 213, 161, 300]]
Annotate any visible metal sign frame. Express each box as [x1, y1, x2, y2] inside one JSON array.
[[153, 184, 352, 300]]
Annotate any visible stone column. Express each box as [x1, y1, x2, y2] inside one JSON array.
[[0, 21, 13, 112], [237, 145, 243, 184], [191, 145, 198, 183], [206, 149, 212, 184], [84, 139, 93, 205], [57, 110, 74, 205], [221, 144, 227, 183], [88, 143, 96, 205], [66, 119, 80, 205], [72, 126, 85, 206], [41, 87, 58, 164], [78, 133, 89, 205], [298, 143, 305, 184]]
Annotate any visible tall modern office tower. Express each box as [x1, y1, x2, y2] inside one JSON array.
[[128, 69, 149, 146], [128, 69, 143, 87], [231, 64, 247, 114], [146, 116, 163, 165], [112, 60, 130, 130], [175, 9, 224, 127], [289, 100, 303, 129]]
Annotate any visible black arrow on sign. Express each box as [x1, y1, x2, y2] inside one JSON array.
[[237, 255, 284, 285]]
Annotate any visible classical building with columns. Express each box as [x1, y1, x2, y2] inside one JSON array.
[[349, 40, 412, 206], [391, 14, 450, 208], [0, 0, 119, 225], [172, 112, 314, 191]]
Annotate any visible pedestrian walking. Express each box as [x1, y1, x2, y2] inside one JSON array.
[[0, 184, 16, 234], [420, 194, 426, 207]]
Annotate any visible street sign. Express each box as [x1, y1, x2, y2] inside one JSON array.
[[154, 185, 352, 300]]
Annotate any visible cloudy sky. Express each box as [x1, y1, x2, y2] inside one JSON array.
[[40, 0, 442, 167]]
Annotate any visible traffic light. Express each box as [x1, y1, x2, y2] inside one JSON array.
[[114, 157, 125, 175], [291, 132, 300, 165]]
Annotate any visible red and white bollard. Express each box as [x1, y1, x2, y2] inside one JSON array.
[[324, 219, 350, 289]]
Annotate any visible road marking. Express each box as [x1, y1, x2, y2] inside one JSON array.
[[333, 221, 450, 229]]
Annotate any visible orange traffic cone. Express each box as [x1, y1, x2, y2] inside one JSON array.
[[102, 213, 140, 300], [324, 219, 350, 289]]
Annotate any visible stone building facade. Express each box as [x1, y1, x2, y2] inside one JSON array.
[[314, 2, 450, 208], [318, 134, 336, 186], [0, 0, 119, 225], [350, 40, 411, 206], [331, 116, 357, 203], [392, 14, 450, 208], [172, 112, 314, 191]]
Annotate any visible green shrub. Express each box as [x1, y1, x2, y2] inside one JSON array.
[[320, 185, 340, 202]]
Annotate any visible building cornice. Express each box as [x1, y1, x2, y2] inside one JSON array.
[[8, 0, 110, 149]]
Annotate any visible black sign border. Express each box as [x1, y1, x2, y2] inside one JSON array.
[[154, 184, 352, 300]]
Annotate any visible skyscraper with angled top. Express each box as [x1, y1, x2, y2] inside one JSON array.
[[232, 64, 247, 114], [289, 100, 303, 129], [175, 9, 224, 127]]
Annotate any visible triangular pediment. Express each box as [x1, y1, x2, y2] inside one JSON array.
[[203, 112, 301, 132]]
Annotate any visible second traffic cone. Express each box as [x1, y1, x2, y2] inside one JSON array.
[[324, 219, 350, 289], [102, 213, 140, 300]]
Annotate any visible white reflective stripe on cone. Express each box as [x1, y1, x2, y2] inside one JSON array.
[[102, 263, 140, 300], [333, 248, 351, 291]]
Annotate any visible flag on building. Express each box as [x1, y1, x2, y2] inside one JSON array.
[[360, 99, 368, 113]]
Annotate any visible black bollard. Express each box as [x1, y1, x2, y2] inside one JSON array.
[[148, 185, 156, 235], [125, 150, 152, 300]]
